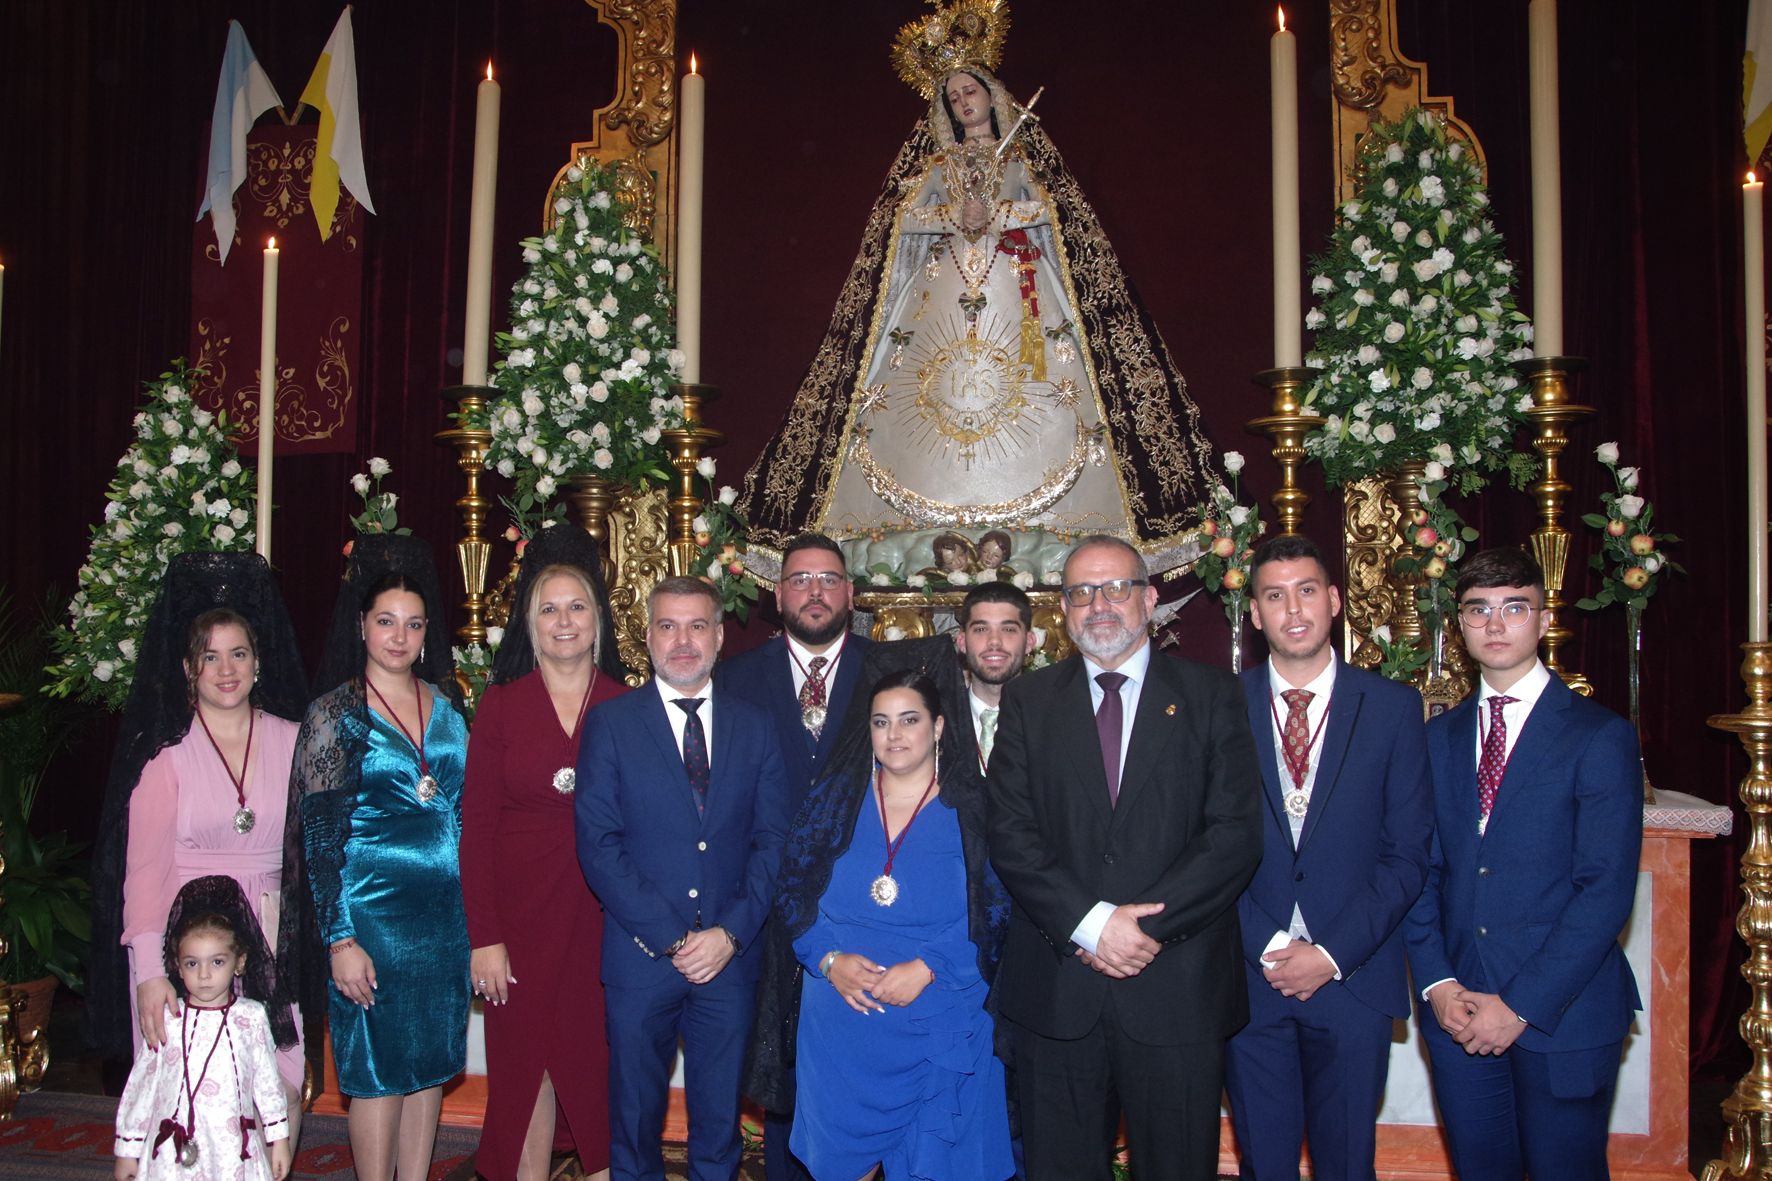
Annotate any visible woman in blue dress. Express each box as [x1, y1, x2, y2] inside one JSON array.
[[778, 665, 1013, 1181], [290, 536, 469, 1181]]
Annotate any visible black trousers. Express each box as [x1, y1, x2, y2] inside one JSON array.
[[1007, 997, 1227, 1181]]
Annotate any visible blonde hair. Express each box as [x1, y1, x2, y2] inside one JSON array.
[[524, 564, 602, 665]]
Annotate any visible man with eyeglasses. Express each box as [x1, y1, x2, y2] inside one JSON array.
[[717, 532, 869, 1181], [989, 534, 1263, 1180], [1223, 535, 1432, 1181], [1403, 547, 1642, 1181]]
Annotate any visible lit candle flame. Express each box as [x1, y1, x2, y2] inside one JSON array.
[[267, 237, 277, 250], [486, 61, 494, 82], [1752, 171, 1761, 185], [1277, 5, 1287, 33], [689, 51, 699, 75]]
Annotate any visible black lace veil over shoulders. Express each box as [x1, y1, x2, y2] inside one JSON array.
[[489, 524, 629, 686]]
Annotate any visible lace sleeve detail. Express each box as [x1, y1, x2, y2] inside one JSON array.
[[293, 684, 368, 945]]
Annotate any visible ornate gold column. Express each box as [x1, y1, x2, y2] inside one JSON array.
[[1249, 367, 1324, 537], [1517, 356, 1594, 695], [1703, 642, 1772, 1181], [437, 387, 496, 646], [662, 383, 723, 577]]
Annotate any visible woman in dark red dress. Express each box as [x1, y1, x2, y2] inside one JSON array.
[[460, 527, 629, 1181]]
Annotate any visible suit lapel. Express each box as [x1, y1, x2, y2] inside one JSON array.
[[763, 639, 809, 754], [1243, 670, 1289, 832], [1297, 671, 1361, 851], [814, 636, 864, 765], [1113, 654, 1183, 822], [640, 686, 702, 820], [1484, 677, 1571, 835], [1441, 696, 1481, 834], [1056, 659, 1116, 826], [706, 692, 737, 825]]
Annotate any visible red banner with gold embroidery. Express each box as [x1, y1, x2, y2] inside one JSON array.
[[188, 123, 362, 455]]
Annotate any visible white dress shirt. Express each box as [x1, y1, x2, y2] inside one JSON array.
[[786, 631, 848, 700], [655, 676, 715, 768], [1262, 658, 1341, 978], [1070, 640, 1152, 955]]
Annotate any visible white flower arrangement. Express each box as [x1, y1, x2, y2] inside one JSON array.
[[486, 159, 683, 508], [346, 458, 410, 537], [1302, 108, 1539, 494], [48, 363, 257, 709]]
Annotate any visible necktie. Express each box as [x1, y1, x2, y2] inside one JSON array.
[[1096, 672, 1128, 806], [1279, 688, 1315, 791], [978, 707, 1000, 764], [675, 698, 709, 816], [1477, 695, 1518, 822], [799, 654, 829, 738]]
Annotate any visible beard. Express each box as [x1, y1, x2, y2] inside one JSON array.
[[964, 649, 1020, 686], [784, 604, 849, 647], [1069, 613, 1144, 665]]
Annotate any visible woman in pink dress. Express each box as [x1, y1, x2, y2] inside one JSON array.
[[460, 526, 628, 1181], [91, 553, 309, 1140]]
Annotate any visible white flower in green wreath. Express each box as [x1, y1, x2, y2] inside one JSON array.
[[485, 157, 682, 516], [48, 361, 258, 710], [1300, 107, 1538, 496]]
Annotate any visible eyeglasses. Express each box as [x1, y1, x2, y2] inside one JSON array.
[[783, 572, 848, 592], [1062, 579, 1149, 607], [1458, 601, 1540, 627]]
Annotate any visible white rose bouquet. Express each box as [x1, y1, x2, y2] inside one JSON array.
[[686, 460, 760, 621], [48, 363, 257, 709], [345, 457, 410, 537], [1302, 108, 1538, 494], [486, 158, 683, 506], [1576, 442, 1682, 613]]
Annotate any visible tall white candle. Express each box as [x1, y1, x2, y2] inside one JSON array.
[[462, 62, 501, 387], [257, 238, 278, 563], [1747, 175, 1767, 641], [1270, 7, 1302, 368], [0, 261, 6, 370], [675, 55, 706, 384], [1528, 0, 1564, 355]]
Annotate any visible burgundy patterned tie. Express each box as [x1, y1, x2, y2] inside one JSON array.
[[799, 655, 829, 737], [1477, 695, 1518, 821], [675, 698, 709, 817], [1280, 688, 1315, 790], [1096, 672, 1128, 806]]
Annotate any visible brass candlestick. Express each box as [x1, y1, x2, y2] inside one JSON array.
[[1517, 356, 1594, 695], [1703, 641, 1772, 1181], [1248, 367, 1325, 537], [662, 383, 724, 577], [1383, 460, 1430, 649], [437, 386, 496, 647]]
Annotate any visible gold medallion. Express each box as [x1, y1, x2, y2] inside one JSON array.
[[870, 874, 900, 907], [801, 703, 828, 734]]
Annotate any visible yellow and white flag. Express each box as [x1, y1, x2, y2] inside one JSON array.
[[299, 6, 376, 240], [1748, 0, 1772, 169]]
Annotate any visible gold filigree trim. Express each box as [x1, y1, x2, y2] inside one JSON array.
[[608, 482, 673, 684], [1329, 0, 1415, 112], [847, 418, 1090, 527]]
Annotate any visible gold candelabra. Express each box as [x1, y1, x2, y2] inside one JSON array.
[[436, 386, 496, 646], [1518, 356, 1594, 695], [1248, 367, 1325, 537], [1703, 642, 1772, 1181], [662, 383, 723, 576]]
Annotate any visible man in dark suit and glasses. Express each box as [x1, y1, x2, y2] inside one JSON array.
[[989, 534, 1264, 1181]]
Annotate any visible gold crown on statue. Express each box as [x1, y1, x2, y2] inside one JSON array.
[[891, 0, 1011, 98]]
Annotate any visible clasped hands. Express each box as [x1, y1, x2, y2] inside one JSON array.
[[672, 927, 735, 986], [1261, 939, 1337, 1001], [826, 954, 934, 1014], [1075, 902, 1165, 978], [1428, 980, 1526, 1056]]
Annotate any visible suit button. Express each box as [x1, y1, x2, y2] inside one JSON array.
[[688, 888, 700, 899], [1478, 866, 1490, 876], [1476, 926, 1487, 936], [1103, 853, 1117, 866], [1295, 872, 1305, 882], [698, 841, 708, 852]]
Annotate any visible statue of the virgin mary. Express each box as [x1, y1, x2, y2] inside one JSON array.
[[737, 0, 1217, 578]]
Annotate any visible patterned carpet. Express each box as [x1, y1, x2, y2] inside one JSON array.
[[0, 1091, 766, 1180]]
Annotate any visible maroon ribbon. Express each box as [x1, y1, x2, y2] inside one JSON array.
[[154, 1118, 188, 1159], [239, 1115, 258, 1160]]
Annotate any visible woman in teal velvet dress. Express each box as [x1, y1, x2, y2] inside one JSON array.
[[294, 568, 469, 1181]]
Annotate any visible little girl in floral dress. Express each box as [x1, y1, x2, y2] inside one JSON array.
[[113, 875, 292, 1181]]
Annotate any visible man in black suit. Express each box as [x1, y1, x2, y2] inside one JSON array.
[[989, 534, 1264, 1181], [717, 532, 870, 1180]]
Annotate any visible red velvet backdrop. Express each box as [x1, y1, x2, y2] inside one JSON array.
[[0, 0, 1754, 1072]]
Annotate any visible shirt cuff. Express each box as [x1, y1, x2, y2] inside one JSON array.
[[1260, 929, 1291, 966], [128, 932, 166, 978], [1069, 901, 1116, 955], [1421, 976, 1457, 1002], [1317, 945, 1343, 981]]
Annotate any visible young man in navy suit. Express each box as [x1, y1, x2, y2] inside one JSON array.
[[1225, 535, 1433, 1181], [716, 532, 868, 1180], [1404, 548, 1642, 1181], [576, 576, 791, 1181]]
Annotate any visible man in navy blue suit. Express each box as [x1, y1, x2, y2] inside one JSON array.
[[717, 532, 869, 1180], [577, 575, 790, 1181], [1404, 548, 1642, 1181], [1224, 535, 1432, 1181]]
